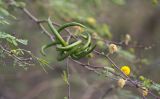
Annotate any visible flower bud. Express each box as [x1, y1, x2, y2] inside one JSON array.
[[139, 87, 148, 96], [139, 76, 145, 81], [117, 78, 126, 88], [92, 32, 100, 39], [87, 17, 96, 25], [108, 44, 118, 54], [125, 34, 131, 45], [74, 26, 84, 33]]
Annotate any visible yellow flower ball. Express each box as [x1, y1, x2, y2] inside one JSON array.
[[87, 17, 96, 25], [120, 66, 131, 76]]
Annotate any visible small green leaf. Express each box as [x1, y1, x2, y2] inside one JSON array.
[[37, 58, 51, 72], [112, 0, 126, 5], [0, 32, 28, 46], [61, 70, 69, 85], [0, 8, 9, 16], [16, 39, 28, 45], [150, 83, 160, 92], [0, 16, 9, 25]]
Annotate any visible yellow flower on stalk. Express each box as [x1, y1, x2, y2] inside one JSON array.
[[120, 66, 131, 76], [87, 17, 96, 25]]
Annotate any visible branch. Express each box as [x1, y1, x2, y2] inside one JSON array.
[[7, 1, 160, 98]]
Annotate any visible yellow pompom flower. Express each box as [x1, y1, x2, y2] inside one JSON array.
[[120, 66, 131, 76], [87, 17, 96, 25]]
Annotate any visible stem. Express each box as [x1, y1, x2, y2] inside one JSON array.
[[66, 59, 71, 99]]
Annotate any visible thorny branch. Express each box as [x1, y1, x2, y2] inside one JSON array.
[[7, 1, 160, 99], [66, 58, 71, 99], [0, 44, 33, 66]]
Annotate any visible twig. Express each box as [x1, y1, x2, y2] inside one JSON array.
[[66, 58, 71, 99], [93, 50, 160, 99], [0, 44, 33, 66]]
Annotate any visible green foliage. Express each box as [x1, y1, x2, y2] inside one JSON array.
[[51, 0, 87, 20], [41, 18, 96, 61], [111, 0, 126, 5], [50, 0, 113, 40], [37, 57, 51, 72], [0, 1, 49, 71], [84, 0, 102, 7], [150, 83, 160, 94], [139, 75, 160, 94], [0, 2, 10, 25], [0, 32, 28, 46], [97, 24, 112, 39], [100, 66, 115, 77], [152, 0, 159, 6], [117, 48, 135, 62], [61, 70, 69, 85], [0, 16, 9, 25], [0, 7, 10, 17]]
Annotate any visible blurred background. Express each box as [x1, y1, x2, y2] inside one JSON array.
[[0, 0, 160, 99]]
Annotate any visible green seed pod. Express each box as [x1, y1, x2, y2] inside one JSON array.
[[58, 22, 87, 33], [57, 46, 79, 61], [72, 44, 96, 60], [41, 41, 59, 56], [74, 33, 91, 54], [56, 40, 82, 51], [48, 18, 67, 46]]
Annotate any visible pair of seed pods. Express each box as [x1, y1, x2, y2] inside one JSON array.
[[41, 18, 96, 61]]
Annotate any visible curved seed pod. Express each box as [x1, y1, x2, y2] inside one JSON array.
[[78, 45, 96, 59], [48, 18, 67, 46], [71, 33, 92, 59], [80, 33, 87, 39], [57, 46, 79, 61], [56, 40, 82, 51], [70, 54, 80, 60], [41, 41, 59, 56], [80, 33, 91, 50], [58, 22, 87, 33], [73, 33, 91, 54], [72, 44, 96, 60]]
